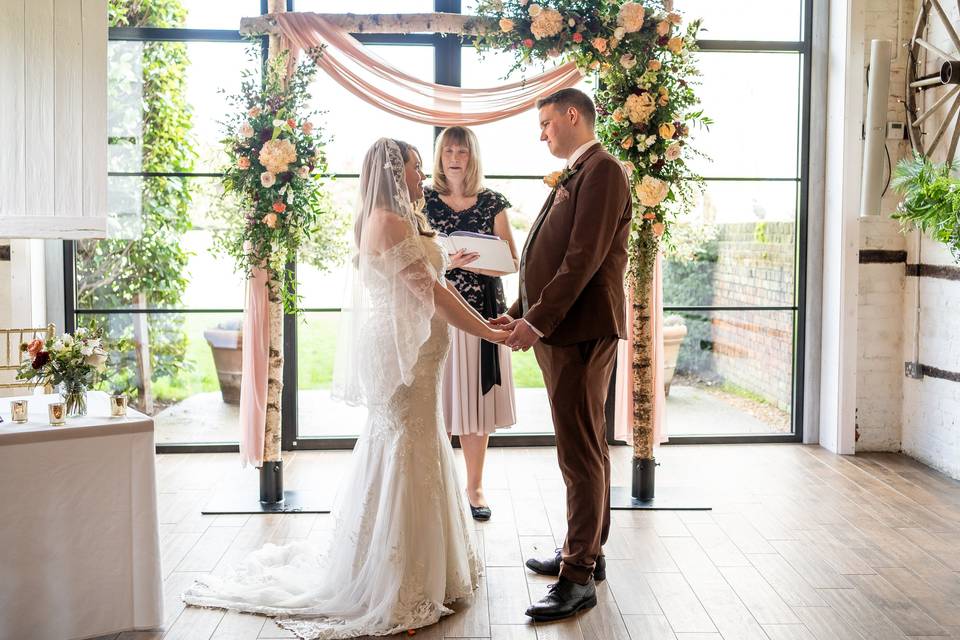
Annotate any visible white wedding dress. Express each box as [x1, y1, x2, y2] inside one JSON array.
[[183, 231, 482, 638]]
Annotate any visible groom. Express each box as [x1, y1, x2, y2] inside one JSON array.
[[493, 88, 632, 621]]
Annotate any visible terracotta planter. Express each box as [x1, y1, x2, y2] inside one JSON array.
[[663, 316, 687, 396], [203, 320, 243, 405]]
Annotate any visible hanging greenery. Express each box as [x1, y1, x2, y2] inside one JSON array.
[[892, 152, 960, 261]]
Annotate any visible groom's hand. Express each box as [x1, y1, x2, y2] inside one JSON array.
[[489, 314, 519, 331], [505, 320, 539, 351]]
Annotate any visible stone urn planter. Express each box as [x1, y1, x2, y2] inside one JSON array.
[[663, 315, 688, 396], [203, 319, 243, 405]]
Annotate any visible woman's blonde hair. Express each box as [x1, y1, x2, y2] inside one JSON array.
[[432, 126, 484, 197]]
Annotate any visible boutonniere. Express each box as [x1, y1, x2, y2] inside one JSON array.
[[544, 166, 577, 205], [543, 166, 577, 190]]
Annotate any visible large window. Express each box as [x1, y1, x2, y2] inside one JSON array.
[[70, 0, 812, 450]]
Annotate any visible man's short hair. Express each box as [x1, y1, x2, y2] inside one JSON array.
[[536, 88, 596, 127]]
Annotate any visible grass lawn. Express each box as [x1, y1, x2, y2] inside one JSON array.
[[153, 312, 544, 403]]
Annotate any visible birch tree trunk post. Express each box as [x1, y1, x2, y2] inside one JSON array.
[[630, 228, 659, 502], [260, 0, 287, 503]]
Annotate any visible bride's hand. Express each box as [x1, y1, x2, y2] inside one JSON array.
[[448, 249, 480, 270]]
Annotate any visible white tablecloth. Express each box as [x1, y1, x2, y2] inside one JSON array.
[[0, 392, 164, 640]]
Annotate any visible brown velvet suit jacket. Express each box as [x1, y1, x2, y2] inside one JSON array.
[[507, 143, 632, 346]]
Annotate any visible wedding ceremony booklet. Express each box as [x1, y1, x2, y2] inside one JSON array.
[[438, 231, 517, 273]]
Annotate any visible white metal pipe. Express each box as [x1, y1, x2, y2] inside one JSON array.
[[860, 39, 893, 217]]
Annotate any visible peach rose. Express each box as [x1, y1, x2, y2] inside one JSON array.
[[657, 20, 671, 36], [499, 17, 514, 32], [239, 122, 254, 138], [297, 165, 311, 178], [528, 3, 542, 17], [619, 53, 637, 70], [622, 160, 636, 175], [592, 37, 608, 54], [301, 121, 314, 134], [262, 213, 277, 228], [248, 105, 261, 117], [543, 170, 563, 188], [238, 156, 251, 170], [648, 59, 662, 71], [669, 12, 682, 25], [621, 135, 634, 150], [667, 36, 684, 54], [26, 338, 44, 359], [652, 221, 665, 236], [612, 108, 625, 123], [659, 122, 677, 139], [617, 2, 646, 33]]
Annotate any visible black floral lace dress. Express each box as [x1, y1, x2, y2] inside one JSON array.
[[423, 186, 517, 435]]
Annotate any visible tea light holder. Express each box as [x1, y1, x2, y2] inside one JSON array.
[[110, 394, 128, 418], [48, 402, 66, 426], [11, 400, 28, 424]]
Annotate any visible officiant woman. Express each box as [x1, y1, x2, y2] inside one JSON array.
[[425, 125, 519, 521]]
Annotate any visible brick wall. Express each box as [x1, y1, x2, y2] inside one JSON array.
[[854, 0, 960, 481], [710, 222, 795, 411]]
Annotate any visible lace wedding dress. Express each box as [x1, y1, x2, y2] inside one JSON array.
[[183, 140, 481, 638]]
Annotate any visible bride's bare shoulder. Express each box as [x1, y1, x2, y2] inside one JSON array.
[[365, 208, 414, 252]]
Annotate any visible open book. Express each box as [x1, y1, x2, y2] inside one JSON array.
[[438, 231, 517, 274]]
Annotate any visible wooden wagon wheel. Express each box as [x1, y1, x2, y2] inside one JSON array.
[[907, 0, 960, 162]]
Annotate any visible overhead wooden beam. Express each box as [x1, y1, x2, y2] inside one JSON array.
[[239, 12, 497, 36]]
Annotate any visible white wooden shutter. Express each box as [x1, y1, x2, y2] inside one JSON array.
[[0, 0, 107, 239]]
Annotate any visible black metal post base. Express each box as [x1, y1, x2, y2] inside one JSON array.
[[200, 460, 331, 514], [260, 460, 283, 503], [610, 456, 712, 511]]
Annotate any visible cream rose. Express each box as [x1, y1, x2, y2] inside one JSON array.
[[619, 53, 637, 70], [527, 3, 542, 17], [296, 165, 311, 178], [530, 9, 564, 39], [260, 171, 276, 188], [499, 17, 514, 32], [614, 27, 626, 40], [635, 176, 669, 207], [622, 160, 636, 175], [665, 143, 682, 161]]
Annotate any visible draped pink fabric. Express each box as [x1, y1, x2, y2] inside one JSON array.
[[238, 265, 269, 468], [614, 252, 667, 447], [274, 13, 584, 126]]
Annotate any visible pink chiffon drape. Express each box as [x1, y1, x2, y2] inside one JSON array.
[[614, 252, 667, 447], [238, 266, 269, 468], [275, 13, 584, 126]]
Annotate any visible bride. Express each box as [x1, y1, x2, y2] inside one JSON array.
[[184, 138, 510, 638]]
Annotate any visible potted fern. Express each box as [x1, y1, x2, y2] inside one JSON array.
[[891, 152, 960, 259]]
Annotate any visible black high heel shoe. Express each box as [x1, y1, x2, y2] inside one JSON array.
[[469, 503, 492, 521]]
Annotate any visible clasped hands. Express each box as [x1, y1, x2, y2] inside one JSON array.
[[486, 315, 539, 351]]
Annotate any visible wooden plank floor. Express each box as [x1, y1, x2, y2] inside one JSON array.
[[103, 444, 960, 640]]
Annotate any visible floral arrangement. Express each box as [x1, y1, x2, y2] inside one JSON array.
[[474, 0, 708, 287], [212, 48, 345, 313], [17, 327, 109, 415], [17, 327, 109, 388]]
